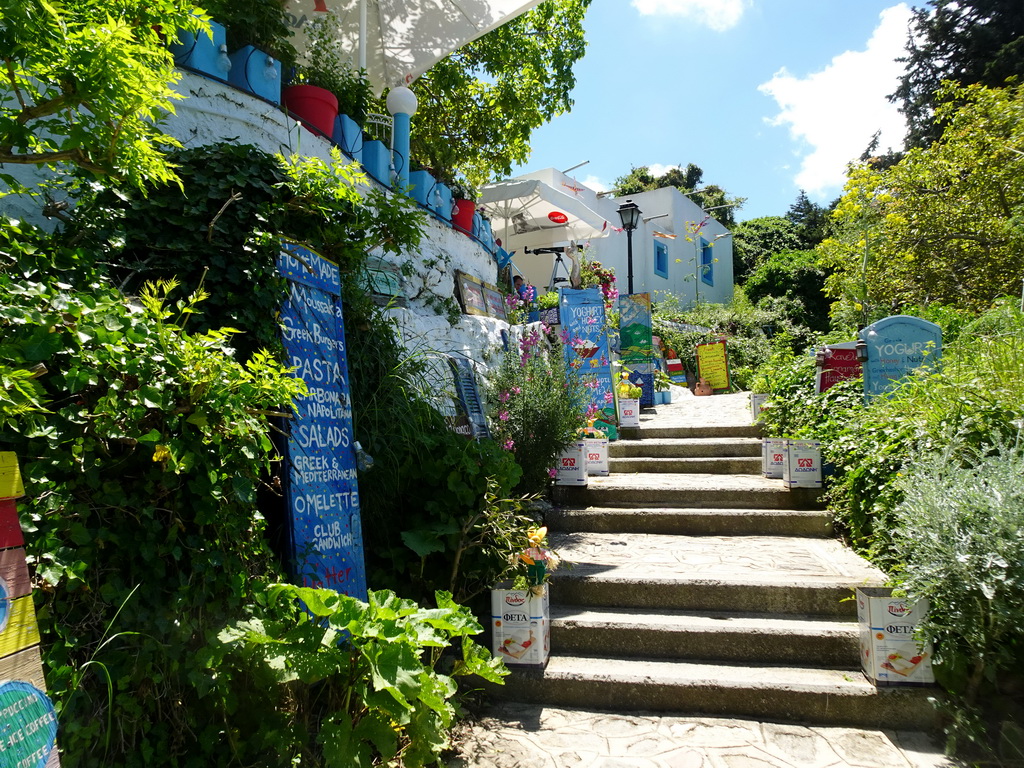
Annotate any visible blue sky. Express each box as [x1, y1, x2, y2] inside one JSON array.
[[512, 0, 914, 222]]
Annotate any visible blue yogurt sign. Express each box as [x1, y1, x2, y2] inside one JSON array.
[[860, 315, 942, 398]]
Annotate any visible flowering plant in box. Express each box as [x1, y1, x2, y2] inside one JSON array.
[[518, 526, 560, 593]]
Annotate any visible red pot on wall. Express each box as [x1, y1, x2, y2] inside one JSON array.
[[282, 84, 338, 138], [452, 198, 475, 235]]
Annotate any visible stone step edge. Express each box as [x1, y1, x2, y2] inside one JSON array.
[[490, 656, 939, 730], [549, 574, 869, 617], [548, 606, 860, 667], [549, 604, 860, 632]]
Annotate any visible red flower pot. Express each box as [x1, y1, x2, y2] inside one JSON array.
[[282, 84, 338, 138], [452, 198, 475, 235]]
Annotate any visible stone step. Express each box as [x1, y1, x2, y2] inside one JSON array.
[[549, 606, 859, 667], [548, 531, 884, 617], [609, 456, 764, 474], [639, 424, 762, 440], [610, 437, 763, 459], [555, 473, 823, 510], [493, 656, 938, 730], [548, 507, 833, 538]]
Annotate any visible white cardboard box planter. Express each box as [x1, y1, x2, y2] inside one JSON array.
[[556, 440, 588, 486], [783, 439, 822, 489], [585, 437, 609, 476], [618, 399, 640, 428], [857, 587, 934, 686], [762, 438, 787, 479], [491, 584, 550, 669]]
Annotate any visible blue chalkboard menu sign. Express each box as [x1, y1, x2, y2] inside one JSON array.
[[278, 241, 367, 599]]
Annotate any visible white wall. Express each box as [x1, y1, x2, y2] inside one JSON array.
[[1, 71, 508, 389], [587, 186, 734, 308]]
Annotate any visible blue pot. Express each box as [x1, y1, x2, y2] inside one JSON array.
[[170, 21, 229, 79], [227, 45, 281, 104], [431, 183, 452, 223], [333, 114, 363, 162], [361, 139, 390, 187], [409, 170, 434, 206]]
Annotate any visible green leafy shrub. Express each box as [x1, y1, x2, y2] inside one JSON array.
[[488, 328, 588, 494], [208, 584, 506, 766], [891, 436, 1024, 756], [743, 248, 832, 332], [0, 268, 305, 764], [653, 289, 814, 391]]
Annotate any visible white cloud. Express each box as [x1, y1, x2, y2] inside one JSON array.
[[758, 4, 912, 196], [581, 175, 609, 193], [647, 163, 680, 177], [632, 0, 749, 32]]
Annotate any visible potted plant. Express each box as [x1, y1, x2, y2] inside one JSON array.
[[202, 0, 296, 103], [491, 526, 558, 668], [616, 372, 642, 427], [284, 12, 371, 139], [448, 177, 477, 235], [654, 369, 672, 405], [537, 291, 560, 325]]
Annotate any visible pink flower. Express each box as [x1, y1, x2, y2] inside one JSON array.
[[560, 329, 571, 344], [512, 386, 521, 395], [499, 410, 510, 421], [586, 316, 597, 325], [503, 439, 515, 451], [586, 404, 599, 419], [605, 391, 614, 404], [499, 390, 510, 403], [548, 468, 558, 478]]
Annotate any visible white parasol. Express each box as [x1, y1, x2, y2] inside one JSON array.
[[286, 0, 543, 96]]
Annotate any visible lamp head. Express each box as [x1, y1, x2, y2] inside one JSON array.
[[386, 86, 418, 116], [617, 199, 641, 232], [855, 338, 869, 364]]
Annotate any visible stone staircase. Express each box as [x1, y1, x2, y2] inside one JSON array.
[[493, 398, 937, 731]]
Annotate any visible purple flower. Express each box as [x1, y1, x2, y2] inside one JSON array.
[[512, 386, 521, 395], [548, 468, 558, 478], [499, 410, 510, 421], [604, 391, 614, 404], [499, 390, 510, 403], [503, 439, 515, 451]]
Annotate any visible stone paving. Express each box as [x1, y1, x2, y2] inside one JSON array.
[[447, 392, 954, 768], [448, 703, 954, 768], [550, 531, 883, 585]]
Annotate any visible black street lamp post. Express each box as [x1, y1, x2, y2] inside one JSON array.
[[617, 199, 641, 295]]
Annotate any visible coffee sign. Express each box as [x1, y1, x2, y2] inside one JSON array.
[[0, 681, 57, 767]]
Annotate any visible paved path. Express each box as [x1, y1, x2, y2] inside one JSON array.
[[449, 702, 953, 768], [448, 392, 954, 768]]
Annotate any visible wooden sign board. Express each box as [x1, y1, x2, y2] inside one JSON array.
[[0, 453, 24, 500], [0, 457, 60, 768], [482, 286, 507, 321], [455, 271, 509, 321], [696, 340, 731, 393], [455, 272, 488, 317]]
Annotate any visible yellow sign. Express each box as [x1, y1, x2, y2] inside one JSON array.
[[696, 340, 730, 393], [0, 454, 24, 500], [0, 596, 41, 659]]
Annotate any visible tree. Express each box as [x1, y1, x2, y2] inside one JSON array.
[[0, 0, 201, 191], [406, 0, 591, 188], [820, 83, 1024, 322], [744, 249, 833, 332], [730, 216, 803, 282], [785, 190, 833, 248], [611, 163, 745, 227], [892, 0, 1024, 148]]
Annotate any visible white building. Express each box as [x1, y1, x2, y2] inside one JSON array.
[[480, 170, 733, 308]]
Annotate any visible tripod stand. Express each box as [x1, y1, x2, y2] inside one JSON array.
[[548, 253, 570, 292]]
